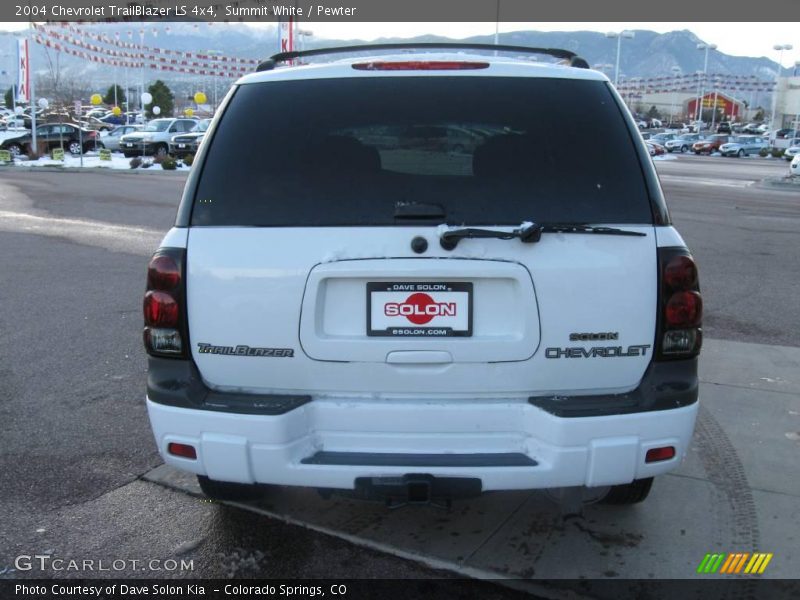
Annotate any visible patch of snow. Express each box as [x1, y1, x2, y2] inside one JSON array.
[[11, 151, 190, 171]]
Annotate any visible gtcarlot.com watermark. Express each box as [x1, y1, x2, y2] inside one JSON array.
[[14, 554, 194, 573]]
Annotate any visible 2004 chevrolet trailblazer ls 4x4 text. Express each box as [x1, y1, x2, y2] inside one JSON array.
[[143, 43, 702, 506]]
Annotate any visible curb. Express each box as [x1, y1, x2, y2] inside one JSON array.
[[0, 164, 190, 175]]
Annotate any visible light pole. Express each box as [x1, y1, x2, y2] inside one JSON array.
[[710, 75, 720, 130], [695, 43, 717, 127], [139, 28, 146, 115], [205, 50, 224, 110], [669, 66, 682, 126], [770, 44, 793, 130], [297, 29, 313, 53], [605, 30, 634, 87]]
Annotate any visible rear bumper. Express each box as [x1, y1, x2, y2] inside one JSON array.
[[169, 143, 198, 156], [146, 393, 698, 492]]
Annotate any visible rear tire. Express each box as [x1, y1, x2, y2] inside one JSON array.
[[600, 477, 653, 505], [197, 475, 263, 502], [737, 149, 745, 157]]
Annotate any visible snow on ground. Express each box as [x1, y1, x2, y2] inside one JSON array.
[[652, 154, 678, 161], [8, 151, 190, 171]]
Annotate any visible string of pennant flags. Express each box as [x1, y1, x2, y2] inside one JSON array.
[[32, 23, 255, 77], [46, 22, 259, 65], [616, 73, 776, 94], [31, 22, 779, 94]]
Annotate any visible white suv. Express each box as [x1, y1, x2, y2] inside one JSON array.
[[120, 117, 198, 157], [143, 44, 702, 506]]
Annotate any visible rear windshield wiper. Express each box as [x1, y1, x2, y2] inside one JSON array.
[[439, 222, 646, 250], [539, 223, 647, 237], [440, 223, 542, 250]]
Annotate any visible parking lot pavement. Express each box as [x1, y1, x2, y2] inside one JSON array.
[[144, 337, 800, 584], [1, 162, 798, 586]]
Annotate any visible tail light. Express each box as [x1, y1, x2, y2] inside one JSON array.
[[645, 446, 676, 463], [143, 248, 187, 358], [655, 248, 702, 360], [167, 442, 197, 460]]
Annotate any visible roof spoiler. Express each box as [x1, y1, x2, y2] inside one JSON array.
[[256, 42, 590, 72]]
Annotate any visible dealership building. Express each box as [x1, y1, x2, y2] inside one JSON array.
[[625, 75, 800, 128], [627, 90, 749, 123]]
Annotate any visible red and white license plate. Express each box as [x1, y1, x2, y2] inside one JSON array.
[[367, 282, 472, 337]]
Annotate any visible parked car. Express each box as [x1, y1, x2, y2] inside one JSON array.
[[169, 118, 211, 157], [791, 154, 800, 176], [143, 44, 702, 506], [651, 133, 677, 145], [98, 113, 127, 127], [119, 118, 198, 157], [1, 115, 32, 130], [79, 116, 118, 132], [83, 108, 109, 120], [0, 122, 100, 156], [719, 136, 768, 157], [716, 122, 731, 134], [646, 141, 666, 156], [773, 128, 797, 139], [692, 134, 730, 155], [665, 134, 702, 153], [742, 123, 761, 134], [782, 141, 800, 161], [100, 124, 142, 152]]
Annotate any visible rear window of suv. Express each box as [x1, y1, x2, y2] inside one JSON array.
[[191, 76, 652, 226]]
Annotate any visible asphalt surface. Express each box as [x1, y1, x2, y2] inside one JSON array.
[[0, 156, 797, 588]]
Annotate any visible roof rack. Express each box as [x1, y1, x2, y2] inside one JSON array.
[[256, 42, 590, 72]]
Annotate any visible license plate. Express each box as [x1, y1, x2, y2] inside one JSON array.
[[178, 143, 186, 148], [125, 143, 134, 147], [367, 282, 472, 337]]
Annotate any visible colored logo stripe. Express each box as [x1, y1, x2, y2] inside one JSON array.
[[744, 553, 773, 574], [697, 553, 726, 573], [697, 552, 773, 575]]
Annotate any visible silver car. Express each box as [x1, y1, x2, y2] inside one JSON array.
[[782, 139, 800, 161], [664, 134, 702, 153], [100, 125, 142, 152], [119, 118, 198, 157], [719, 136, 768, 157]]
